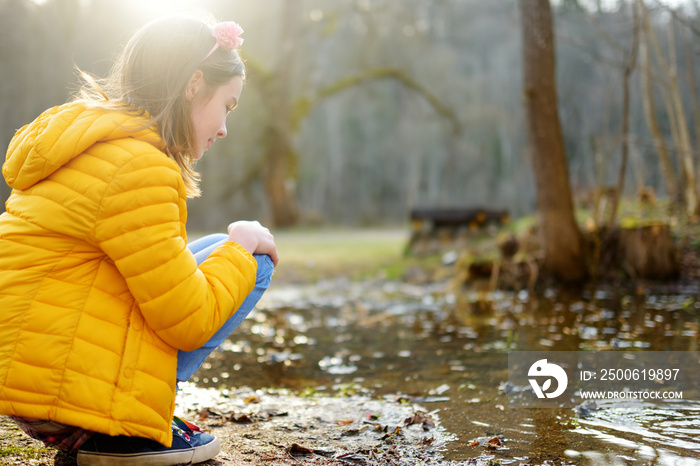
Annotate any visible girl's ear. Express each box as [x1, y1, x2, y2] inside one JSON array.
[[185, 70, 204, 102]]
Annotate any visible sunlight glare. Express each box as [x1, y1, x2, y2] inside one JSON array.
[[125, 0, 214, 21]]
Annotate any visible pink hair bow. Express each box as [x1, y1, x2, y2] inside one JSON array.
[[203, 21, 244, 60]]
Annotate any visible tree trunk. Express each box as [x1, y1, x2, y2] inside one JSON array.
[[620, 223, 679, 280], [262, 0, 302, 227], [637, 0, 680, 203], [665, 18, 698, 215], [520, 0, 587, 282], [684, 28, 700, 162], [607, 1, 639, 230]]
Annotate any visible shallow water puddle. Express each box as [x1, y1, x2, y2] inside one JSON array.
[[190, 278, 700, 464]]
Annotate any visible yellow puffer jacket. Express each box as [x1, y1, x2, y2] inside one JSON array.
[[0, 102, 257, 446]]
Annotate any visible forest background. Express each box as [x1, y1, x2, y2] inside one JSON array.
[[1, 0, 698, 236]]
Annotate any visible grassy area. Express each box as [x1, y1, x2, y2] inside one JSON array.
[[272, 228, 415, 282], [0, 445, 48, 462], [0, 417, 53, 465]]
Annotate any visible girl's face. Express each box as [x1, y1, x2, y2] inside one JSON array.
[[188, 75, 244, 160]]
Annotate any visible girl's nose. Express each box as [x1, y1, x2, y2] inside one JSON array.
[[217, 123, 227, 138]]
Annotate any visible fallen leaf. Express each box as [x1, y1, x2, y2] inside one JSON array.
[[197, 408, 225, 421], [258, 409, 288, 420], [286, 443, 335, 457], [229, 413, 253, 424], [404, 411, 436, 430], [287, 443, 314, 456], [485, 436, 503, 449], [380, 425, 402, 442]]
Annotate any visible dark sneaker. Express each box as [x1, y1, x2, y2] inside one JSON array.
[[76, 417, 219, 465]]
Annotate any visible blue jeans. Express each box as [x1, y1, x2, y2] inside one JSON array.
[[176, 234, 274, 383]]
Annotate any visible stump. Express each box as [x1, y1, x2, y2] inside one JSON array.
[[620, 223, 679, 280]]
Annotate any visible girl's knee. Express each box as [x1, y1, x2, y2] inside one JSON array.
[[253, 254, 275, 284]]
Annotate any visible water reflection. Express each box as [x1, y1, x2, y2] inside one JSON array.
[[192, 278, 700, 463]]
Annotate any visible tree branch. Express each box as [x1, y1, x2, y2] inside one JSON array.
[[295, 68, 461, 134], [650, 0, 700, 36]]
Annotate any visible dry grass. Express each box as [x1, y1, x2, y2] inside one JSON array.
[[271, 228, 411, 282]]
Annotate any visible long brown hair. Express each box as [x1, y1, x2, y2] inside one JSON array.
[[76, 15, 245, 197]]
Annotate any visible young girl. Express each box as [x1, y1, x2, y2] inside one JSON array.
[[0, 15, 277, 465]]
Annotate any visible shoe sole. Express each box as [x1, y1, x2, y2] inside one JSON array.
[[193, 436, 221, 464], [77, 437, 220, 466]]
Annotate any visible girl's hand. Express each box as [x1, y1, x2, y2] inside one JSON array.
[[227, 221, 279, 266]]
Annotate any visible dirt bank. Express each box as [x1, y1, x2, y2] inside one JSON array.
[[0, 383, 472, 465]]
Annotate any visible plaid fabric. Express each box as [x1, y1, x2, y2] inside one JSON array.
[[10, 416, 94, 453]]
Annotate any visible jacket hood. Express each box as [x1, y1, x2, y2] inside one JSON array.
[[3, 102, 165, 190]]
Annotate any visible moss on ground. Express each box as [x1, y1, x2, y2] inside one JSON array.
[[0, 417, 56, 465]]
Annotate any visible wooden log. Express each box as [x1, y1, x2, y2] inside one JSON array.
[[409, 207, 509, 230], [406, 207, 509, 255], [620, 223, 679, 280]]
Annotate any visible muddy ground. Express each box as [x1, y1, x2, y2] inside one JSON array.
[[0, 385, 482, 466]]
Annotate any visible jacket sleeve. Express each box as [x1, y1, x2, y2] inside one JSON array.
[[93, 150, 257, 351]]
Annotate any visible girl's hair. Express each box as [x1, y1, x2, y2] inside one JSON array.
[[76, 15, 245, 197]]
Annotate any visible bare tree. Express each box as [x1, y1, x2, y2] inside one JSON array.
[[520, 0, 587, 282], [258, 0, 303, 228], [607, 1, 639, 230], [639, 0, 698, 215], [637, 0, 680, 202], [241, 2, 460, 228]]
